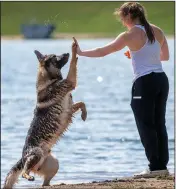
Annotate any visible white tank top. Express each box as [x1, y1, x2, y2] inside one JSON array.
[[130, 25, 163, 82]]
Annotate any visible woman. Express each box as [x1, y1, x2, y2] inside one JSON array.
[[73, 2, 170, 178]]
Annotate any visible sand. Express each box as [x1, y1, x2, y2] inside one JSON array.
[[33, 175, 175, 189]]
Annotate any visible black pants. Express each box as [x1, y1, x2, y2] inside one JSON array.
[[131, 72, 169, 171]]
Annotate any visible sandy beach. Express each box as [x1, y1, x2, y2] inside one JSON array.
[[33, 175, 175, 189]]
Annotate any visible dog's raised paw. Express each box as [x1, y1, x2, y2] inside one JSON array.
[[81, 111, 87, 121]]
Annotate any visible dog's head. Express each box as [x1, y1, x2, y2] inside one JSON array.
[[34, 50, 69, 82]]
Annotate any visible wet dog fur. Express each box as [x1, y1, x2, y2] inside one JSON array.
[[3, 42, 87, 188]]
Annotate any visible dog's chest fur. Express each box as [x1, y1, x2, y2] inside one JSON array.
[[45, 93, 73, 148]]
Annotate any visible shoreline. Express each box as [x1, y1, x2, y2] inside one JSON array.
[[33, 175, 175, 189], [1, 33, 174, 40]]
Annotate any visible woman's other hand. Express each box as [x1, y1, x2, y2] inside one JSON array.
[[124, 50, 131, 59]]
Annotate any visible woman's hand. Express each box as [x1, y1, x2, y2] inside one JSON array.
[[73, 37, 82, 55]]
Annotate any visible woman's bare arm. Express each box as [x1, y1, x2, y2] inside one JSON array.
[[150, 24, 169, 62], [160, 35, 169, 61], [73, 32, 127, 58]]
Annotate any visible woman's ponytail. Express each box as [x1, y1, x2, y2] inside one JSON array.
[[139, 13, 155, 44]]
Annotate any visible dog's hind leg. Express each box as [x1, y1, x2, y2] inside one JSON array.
[[22, 148, 43, 181], [72, 102, 87, 121], [22, 155, 41, 181], [37, 153, 59, 186]]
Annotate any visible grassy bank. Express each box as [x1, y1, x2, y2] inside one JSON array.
[[1, 2, 175, 36]]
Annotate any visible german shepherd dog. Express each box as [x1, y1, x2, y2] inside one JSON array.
[[3, 39, 87, 189]]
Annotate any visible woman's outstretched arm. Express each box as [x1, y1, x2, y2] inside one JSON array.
[[73, 32, 127, 58]]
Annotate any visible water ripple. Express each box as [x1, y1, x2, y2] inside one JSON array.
[[1, 39, 174, 188]]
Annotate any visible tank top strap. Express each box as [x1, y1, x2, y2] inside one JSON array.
[[134, 25, 146, 33]]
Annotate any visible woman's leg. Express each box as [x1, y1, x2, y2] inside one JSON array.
[[131, 73, 159, 171], [154, 73, 169, 170]]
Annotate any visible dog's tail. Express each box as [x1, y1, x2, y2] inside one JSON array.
[[3, 158, 24, 189]]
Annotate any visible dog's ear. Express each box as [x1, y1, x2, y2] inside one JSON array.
[[34, 50, 45, 62]]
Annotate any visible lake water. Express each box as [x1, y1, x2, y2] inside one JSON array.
[[1, 38, 174, 188]]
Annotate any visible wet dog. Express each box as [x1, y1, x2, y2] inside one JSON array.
[[4, 40, 87, 188]]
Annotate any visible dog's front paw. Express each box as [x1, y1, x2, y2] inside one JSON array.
[[72, 42, 77, 57]]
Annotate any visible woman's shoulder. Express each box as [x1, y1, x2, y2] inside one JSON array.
[[150, 23, 163, 34], [125, 27, 143, 40], [127, 24, 164, 35], [126, 26, 145, 37], [150, 23, 165, 44]]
